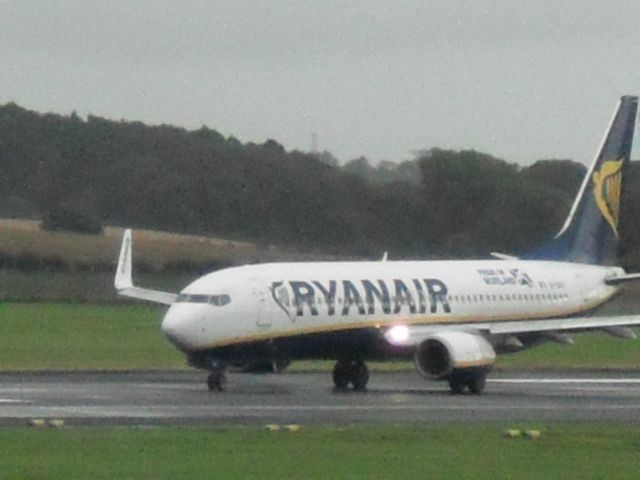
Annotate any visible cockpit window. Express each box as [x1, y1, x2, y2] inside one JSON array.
[[176, 293, 189, 302], [210, 294, 231, 306], [176, 293, 231, 306], [190, 294, 210, 303]]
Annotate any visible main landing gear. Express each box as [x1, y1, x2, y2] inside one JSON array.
[[447, 369, 488, 395], [206, 361, 226, 391], [333, 360, 369, 391]]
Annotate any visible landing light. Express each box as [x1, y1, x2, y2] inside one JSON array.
[[387, 325, 410, 344]]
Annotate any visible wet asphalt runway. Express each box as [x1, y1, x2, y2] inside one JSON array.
[[2, 370, 640, 426]]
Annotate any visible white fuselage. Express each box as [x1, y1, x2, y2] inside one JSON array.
[[160, 259, 623, 353]]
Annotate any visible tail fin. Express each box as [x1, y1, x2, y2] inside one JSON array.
[[524, 95, 638, 265]]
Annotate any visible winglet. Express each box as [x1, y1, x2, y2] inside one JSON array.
[[114, 229, 178, 305], [381, 251, 388, 262], [115, 229, 134, 290]]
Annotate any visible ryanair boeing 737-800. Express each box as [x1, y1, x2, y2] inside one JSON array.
[[116, 96, 640, 394]]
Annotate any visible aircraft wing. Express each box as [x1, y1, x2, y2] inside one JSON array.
[[487, 315, 640, 335], [114, 229, 177, 305], [116, 286, 177, 305], [385, 315, 640, 346]]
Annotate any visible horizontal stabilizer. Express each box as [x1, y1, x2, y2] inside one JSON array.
[[490, 252, 518, 260], [605, 273, 640, 285], [114, 229, 177, 305]]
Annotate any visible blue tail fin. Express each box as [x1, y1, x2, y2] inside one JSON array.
[[523, 96, 638, 265]]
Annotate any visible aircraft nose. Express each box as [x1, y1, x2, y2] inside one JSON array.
[[161, 305, 195, 351]]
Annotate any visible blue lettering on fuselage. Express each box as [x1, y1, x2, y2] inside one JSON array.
[[278, 278, 451, 318]]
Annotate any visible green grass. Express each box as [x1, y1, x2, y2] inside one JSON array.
[[0, 303, 184, 370], [1, 424, 639, 479], [2, 302, 640, 371], [497, 333, 640, 369]]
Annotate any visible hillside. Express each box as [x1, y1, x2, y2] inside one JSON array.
[[0, 219, 341, 302], [2, 102, 640, 265]]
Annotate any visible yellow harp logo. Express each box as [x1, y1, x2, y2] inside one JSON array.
[[592, 158, 623, 237]]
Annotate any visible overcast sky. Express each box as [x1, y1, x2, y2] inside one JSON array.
[[1, 1, 639, 165]]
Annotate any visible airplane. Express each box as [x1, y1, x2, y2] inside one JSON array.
[[115, 95, 640, 395]]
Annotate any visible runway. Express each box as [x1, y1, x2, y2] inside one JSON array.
[[2, 370, 640, 426]]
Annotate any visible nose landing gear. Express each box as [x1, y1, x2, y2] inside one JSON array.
[[207, 371, 226, 391], [333, 360, 369, 391]]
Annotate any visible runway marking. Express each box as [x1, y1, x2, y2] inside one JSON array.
[[491, 378, 640, 384], [7, 403, 640, 414], [0, 399, 27, 404]]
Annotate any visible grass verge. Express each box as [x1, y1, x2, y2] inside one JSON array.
[[1, 424, 639, 479], [0, 303, 184, 370], [2, 302, 640, 371]]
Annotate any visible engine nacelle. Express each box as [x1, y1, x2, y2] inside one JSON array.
[[414, 331, 496, 380]]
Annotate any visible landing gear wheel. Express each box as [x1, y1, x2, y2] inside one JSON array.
[[333, 360, 369, 391], [350, 361, 369, 391], [467, 373, 486, 395], [448, 376, 465, 395], [207, 371, 225, 391], [332, 361, 351, 390]]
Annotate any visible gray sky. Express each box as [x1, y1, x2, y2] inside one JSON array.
[[1, 1, 639, 165]]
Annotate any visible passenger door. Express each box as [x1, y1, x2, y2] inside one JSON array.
[[250, 279, 272, 328]]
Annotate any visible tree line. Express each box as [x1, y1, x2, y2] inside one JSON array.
[[1, 102, 639, 264]]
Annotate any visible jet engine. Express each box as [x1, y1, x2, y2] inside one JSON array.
[[414, 331, 496, 382]]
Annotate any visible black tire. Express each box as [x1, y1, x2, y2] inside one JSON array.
[[333, 361, 351, 390], [350, 361, 369, 392], [448, 377, 465, 395], [467, 374, 486, 395], [207, 372, 224, 391]]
